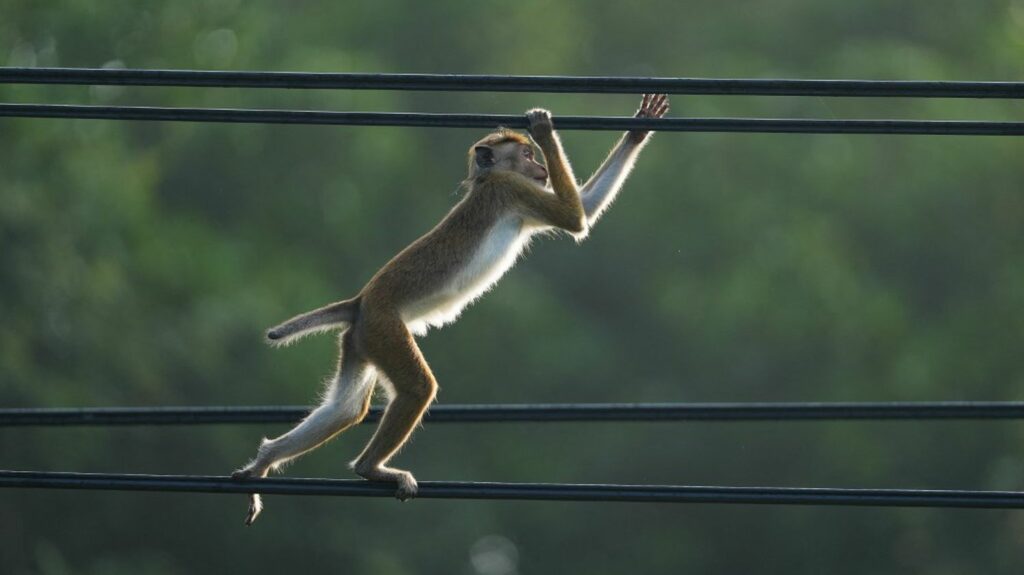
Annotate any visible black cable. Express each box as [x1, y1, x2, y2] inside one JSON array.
[[3, 401, 1024, 427], [2, 67, 1023, 99], [2, 470, 1022, 508], [1, 103, 1021, 135]]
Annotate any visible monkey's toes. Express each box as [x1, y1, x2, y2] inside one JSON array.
[[231, 468, 253, 480], [244, 494, 264, 526], [395, 474, 419, 502]]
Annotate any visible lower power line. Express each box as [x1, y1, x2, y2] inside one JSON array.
[[2, 470, 1023, 508]]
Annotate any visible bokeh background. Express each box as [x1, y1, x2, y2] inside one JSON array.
[[3, 1, 1024, 573]]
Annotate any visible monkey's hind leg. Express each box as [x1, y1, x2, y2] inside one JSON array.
[[233, 331, 376, 524], [351, 313, 438, 501]]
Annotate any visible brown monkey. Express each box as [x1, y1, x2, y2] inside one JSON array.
[[233, 94, 670, 524]]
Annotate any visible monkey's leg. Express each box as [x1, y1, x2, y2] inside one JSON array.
[[233, 330, 375, 524], [351, 313, 437, 501]]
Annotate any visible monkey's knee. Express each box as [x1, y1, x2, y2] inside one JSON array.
[[353, 398, 373, 424], [406, 379, 437, 403], [328, 393, 373, 428]]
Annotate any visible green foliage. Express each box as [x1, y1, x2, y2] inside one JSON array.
[[3, 1, 1024, 573]]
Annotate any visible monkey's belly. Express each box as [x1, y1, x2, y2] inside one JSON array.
[[402, 217, 530, 335]]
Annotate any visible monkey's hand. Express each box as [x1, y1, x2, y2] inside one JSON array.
[[526, 108, 554, 141], [629, 94, 670, 143]]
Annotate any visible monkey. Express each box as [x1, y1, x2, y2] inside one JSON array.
[[232, 94, 670, 524]]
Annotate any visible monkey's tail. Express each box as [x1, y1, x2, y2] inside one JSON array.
[[265, 297, 360, 347]]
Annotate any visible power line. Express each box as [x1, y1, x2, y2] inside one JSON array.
[[1, 103, 1022, 135], [4, 401, 1024, 426], [2, 67, 1023, 99], [3, 470, 1023, 508]]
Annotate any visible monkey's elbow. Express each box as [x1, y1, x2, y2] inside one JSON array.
[[567, 217, 589, 240]]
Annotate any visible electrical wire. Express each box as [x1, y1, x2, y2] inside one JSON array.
[[2, 67, 1023, 98], [3, 401, 1024, 426], [1, 103, 1022, 135], [2, 470, 1023, 508]]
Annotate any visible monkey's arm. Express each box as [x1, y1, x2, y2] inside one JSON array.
[[581, 94, 670, 227], [526, 109, 586, 233], [580, 133, 649, 225]]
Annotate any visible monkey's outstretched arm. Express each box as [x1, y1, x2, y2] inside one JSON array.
[[581, 94, 669, 226], [580, 133, 647, 224]]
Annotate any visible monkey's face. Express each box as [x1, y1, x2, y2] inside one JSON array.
[[495, 141, 548, 185]]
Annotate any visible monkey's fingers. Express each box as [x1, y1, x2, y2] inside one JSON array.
[[636, 95, 650, 117], [525, 108, 552, 124], [649, 94, 669, 114], [636, 94, 666, 118], [654, 95, 670, 118], [640, 95, 669, 120]]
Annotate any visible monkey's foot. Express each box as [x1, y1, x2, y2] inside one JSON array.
[[230, 467, 265, 525], [395, 472, 418, 501], [232, 458, 273, 480], [244, 493, 264, 525], [355, 465, 419, 502]]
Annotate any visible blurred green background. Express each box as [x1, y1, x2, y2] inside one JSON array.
[[3, 0, 1024, 573]]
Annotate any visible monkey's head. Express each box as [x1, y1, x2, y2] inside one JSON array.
[[467, 129, 549, 185]]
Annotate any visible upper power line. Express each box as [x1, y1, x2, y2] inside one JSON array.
[[2, 67, 1023, 99], [2, 104, 1023, 135]]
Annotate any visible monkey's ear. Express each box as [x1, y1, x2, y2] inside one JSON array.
[[474, 146, 495, 168]]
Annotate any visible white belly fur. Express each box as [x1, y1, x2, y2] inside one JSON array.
[[402, 215, 531, 335]]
